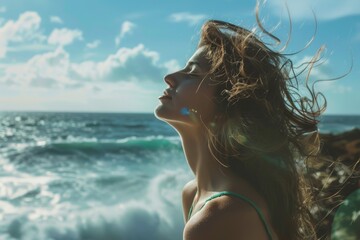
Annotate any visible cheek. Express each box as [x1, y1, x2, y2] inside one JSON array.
[[195, 86, 218, 119], [174, 82, 198, 105], [176, 84, 217, 118]]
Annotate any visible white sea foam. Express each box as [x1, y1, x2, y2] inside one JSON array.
[[0, 113, 193, 239], [2, 169, 193, 240]]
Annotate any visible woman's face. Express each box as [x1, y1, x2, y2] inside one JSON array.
[[154, 46, 218, 127]]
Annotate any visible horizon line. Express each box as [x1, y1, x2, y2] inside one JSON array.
[[0, 110, 359, 116]]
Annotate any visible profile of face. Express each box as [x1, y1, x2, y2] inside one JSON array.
[[154, 46, 218, 128]]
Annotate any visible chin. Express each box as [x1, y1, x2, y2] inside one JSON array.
[[154, 103, 164, 117], [154, 104, 173, 122], [154, 104, 185, 124]]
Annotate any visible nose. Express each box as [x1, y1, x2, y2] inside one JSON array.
[[164, 73, 176, 88]]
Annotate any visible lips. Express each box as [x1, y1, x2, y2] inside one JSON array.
[[158, 90, 172, 100], [159, 95, 172, 100]]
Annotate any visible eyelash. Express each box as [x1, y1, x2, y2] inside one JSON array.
[[190, 65, 197, 72], [187, 65, 199, 75]]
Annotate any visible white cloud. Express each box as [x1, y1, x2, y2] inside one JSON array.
[[71, 44, 173, 82], [48, 28, 83, 46], [0, 44, 178, 88], [267, 0, 360, 21], [50, 16, 63, 24], [320, 83, 352, 94], [0, 43, 177, 112], [0, 12, 42, 42], [86, 40, 101, 49], [296, 55, 330, 79], [115, 21, 136, 46], [0, 11, 178, 112], [0, 11, 44, 58], [169, 12, 207, 26], [0, 6, 6, 13], [1, 47, 72, 87], [7, 43, 53, 52], [163, 59, 181, 74], [295, 56, 352, 94]]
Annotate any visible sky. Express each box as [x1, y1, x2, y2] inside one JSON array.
[[0, 0, 359, 115]]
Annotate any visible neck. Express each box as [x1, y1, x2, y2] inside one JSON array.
[[174, 123, 234, 196]]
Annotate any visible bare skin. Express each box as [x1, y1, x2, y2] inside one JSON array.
[[155, 47, 279, 240]]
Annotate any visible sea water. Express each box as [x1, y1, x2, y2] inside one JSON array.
[[0, 112, 359, 240]]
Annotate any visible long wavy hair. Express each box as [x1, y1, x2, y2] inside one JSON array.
[[197, 18, 326, 239]]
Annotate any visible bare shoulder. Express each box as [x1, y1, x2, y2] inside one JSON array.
[[182, 179, 197, 221], [184, 195, 274, 240], [182, 179, 197, 196]]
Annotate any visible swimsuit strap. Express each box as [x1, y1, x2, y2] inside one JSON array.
[[187, 191, 273, 240]]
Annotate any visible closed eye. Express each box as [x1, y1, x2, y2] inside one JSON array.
[[189, 65, 199, 73], [185, 63, 202, 75]]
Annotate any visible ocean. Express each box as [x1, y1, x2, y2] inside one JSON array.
[[0, 112, 359, 240]]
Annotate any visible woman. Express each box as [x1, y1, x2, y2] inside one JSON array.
[[155, 19, 324, 240]]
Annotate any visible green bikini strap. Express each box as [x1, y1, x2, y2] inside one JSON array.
[[188, 202, 194, 221], [187, 191, 273, 240]]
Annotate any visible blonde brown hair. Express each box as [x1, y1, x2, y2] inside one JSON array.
[[198, 19, 326, 239]]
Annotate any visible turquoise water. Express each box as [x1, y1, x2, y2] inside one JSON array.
[[0, 112, 359, 240]]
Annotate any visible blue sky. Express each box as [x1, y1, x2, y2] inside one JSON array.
[[0, 0, 359, 114]]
